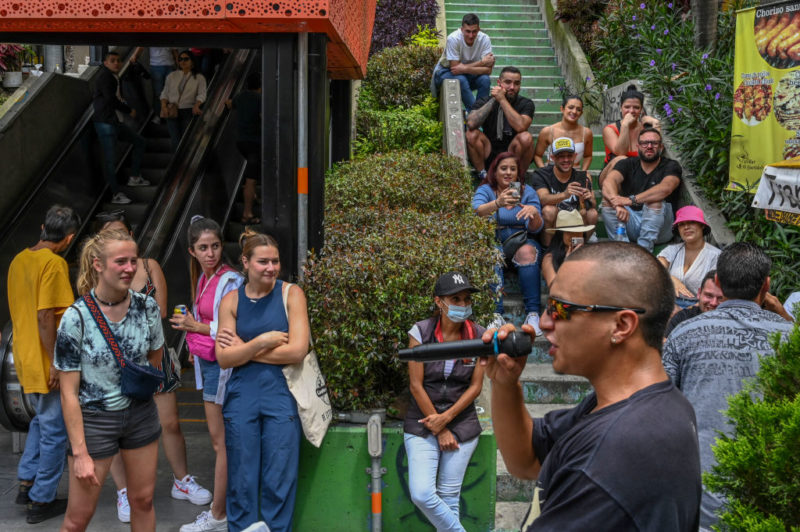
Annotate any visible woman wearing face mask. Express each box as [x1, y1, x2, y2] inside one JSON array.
[[403, 271, 485, 532]]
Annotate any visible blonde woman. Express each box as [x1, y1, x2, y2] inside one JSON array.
[[55, 229, 164, 531]]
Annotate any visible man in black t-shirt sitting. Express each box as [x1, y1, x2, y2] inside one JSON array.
[[466, 66, 535, 175], [529, 137, 597, 245], [601, 125, 682, 251], [482, 242, 701, 531]]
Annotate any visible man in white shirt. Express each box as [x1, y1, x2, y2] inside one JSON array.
[[431, 13, 494, 110]]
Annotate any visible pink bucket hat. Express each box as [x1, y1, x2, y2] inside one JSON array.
[[672, 205, 710, 235]]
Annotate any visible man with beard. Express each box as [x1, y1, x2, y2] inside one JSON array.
[[466, 66, 535, 175], [601, 125, 682, 251], [530, 137, 597, 245]]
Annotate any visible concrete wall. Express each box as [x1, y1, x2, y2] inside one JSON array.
[[440, 79, 468, 166], [0, 72, 91, 227], [296, 425, 497, 531], [539, 0, 602, 130]]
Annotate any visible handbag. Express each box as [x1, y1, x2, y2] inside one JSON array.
[[501, 230, 528, 262], [162, 74, 188, 119], [82, 293, 163, 401], [280, 282, 333, 447]]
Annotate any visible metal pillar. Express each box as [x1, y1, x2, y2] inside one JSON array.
[[261, 34, 298, 278], [308, 34, 328, 255], [89, 45, 107, 66], [43, 45, 64, 72], [297, 32, 308, 279], [330, 80, 352, 164]]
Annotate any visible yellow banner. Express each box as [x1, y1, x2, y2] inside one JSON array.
[[728, 3, 800, 191]]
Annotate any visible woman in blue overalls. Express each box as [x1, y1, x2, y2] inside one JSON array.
[[215, 229, 310, 532]]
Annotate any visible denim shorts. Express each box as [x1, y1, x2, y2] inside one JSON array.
[[73, 399, 161, 460], [197, 357, 221, 402]]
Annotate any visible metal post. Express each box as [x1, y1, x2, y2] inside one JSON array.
[[366, 414, 385, 532], [307, 34, 328, 254], [44, 45, 64, 73], [296, 32, 308, 279]]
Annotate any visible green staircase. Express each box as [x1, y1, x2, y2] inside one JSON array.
[[442, 1, 598, 530]]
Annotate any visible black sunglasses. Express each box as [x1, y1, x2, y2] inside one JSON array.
[[546, 296, 646, 322]]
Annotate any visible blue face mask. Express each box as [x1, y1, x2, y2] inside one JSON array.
[[446, 304, 473, 323]]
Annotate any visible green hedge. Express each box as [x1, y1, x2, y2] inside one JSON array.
[[303, 151, 499, 411], [704, 324, 800, 530], [354, 96, 441, 157], [360, 44, 441, 109]]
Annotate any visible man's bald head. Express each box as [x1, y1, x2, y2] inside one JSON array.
[[564, 242, 675, 350]]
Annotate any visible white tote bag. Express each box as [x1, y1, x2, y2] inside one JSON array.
[[281, 282, 332, 447]]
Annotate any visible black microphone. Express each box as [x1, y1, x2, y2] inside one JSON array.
[[398, 331, 532, 362]]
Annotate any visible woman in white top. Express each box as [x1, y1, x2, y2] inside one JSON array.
[[160, 49, 207, 150], [657, 206, 721, 308], [533, 94, 594, 171]]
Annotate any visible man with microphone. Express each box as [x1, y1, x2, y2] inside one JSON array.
[[482, 242, 701, 530]]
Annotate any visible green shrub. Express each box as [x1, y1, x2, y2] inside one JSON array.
[[360, 44, 441, 110], [405, 24, 441, 48], [303, 151, 499, 411], [704, 324, 800, 530], [354, 96, 441, 157]]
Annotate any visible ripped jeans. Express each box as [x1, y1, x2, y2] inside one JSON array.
[[601, 202, 674, 252], [493, 229, 542, 315]]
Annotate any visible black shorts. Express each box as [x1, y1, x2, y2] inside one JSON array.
[[71, 399, 161, 459]]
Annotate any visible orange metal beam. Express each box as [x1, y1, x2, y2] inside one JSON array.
[[0, 0, 375, 78]]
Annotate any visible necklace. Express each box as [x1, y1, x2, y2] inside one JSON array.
[[94, 290, 129, 306]]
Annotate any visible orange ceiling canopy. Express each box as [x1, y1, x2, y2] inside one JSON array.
[[0, 0, 376, 78]]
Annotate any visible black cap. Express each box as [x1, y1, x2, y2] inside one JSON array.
[[434, 271, 478, 296]]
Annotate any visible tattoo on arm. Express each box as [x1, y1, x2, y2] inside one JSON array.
[[467, 99, 496, 130]]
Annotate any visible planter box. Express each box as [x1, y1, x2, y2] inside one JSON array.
[[296, 424, 497, 531]]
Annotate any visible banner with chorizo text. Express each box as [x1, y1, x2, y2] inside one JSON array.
[[728, 2, 800, 191]]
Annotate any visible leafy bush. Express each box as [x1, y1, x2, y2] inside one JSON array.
[[583, 0, 800, 298], [361, 44, 441, 110], [405, 24, 441, 48], [554, 0, 606, 53], [354, 96, 441, 157], [370, 0, 439, 56], [704, 324, 800, 530], [303, 151, 499, 411]]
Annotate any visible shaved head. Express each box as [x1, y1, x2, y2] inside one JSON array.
[[563, 242, 675, 350]]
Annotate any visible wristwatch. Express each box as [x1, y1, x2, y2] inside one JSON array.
[[628, 194, 640, 207]]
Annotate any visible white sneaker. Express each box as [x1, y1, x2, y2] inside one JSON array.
[[171, 475, 213, 505], [525, 312, 543, 336], [180, 507, 227, 532], [116, 488, 130, 523], [126, 175, 151, 187], [111, 192, 132, 204], [487, 312, 506, 330], [151, 116, 161, 125]]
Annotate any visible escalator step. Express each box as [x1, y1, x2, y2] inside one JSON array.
[[140, 168, 167, 183], [146, 137, 172, 153], [100, 201, 147, 222], [119, 184, 158, 203], [141, 152, 173, 169]]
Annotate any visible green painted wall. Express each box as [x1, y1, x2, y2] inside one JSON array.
[[295, 425, 497, 531]]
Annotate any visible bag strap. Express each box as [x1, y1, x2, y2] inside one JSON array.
[[82, 293, 128, 370], [281, 282, 314, 348]]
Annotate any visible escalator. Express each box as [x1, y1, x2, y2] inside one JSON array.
[[0, 49, 257, 432]]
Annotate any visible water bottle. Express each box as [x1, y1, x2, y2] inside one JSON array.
[[616, 221, 627, 242]]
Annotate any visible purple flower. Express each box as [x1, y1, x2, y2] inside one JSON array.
[[664, 102, 673, 117], [631, 24, 636, 29], [656, 48, 662, 54], [632, 14, 637, 20], [715, 92, 720, 101], [586, 76, 591, 82], [651, 24, 656, 30], [664, 29, 669, 35], [670, 117, 676, 123], [649, 59, 656, 66], [677, 107, 683, 113], [668, 2, 673, 7], [671, 62, 676, 71], [702, 53, 709, 59], [546, 98, 550, 103], [668, 95, 674, 101], [635, 33, 641, 38], [705, 84, 712, 91], [640, 2, 645, 8]]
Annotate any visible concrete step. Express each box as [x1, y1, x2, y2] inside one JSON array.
[[490, 27, 549, 38], [447, 18, 546, 29], [493, 53, 557, 63], [446, 3, 542, 12], [500, 65, 561, 77], [495, 502, 531, 531], [490, 37, 552, 46], [521, 363, 591, 405], [446, 8, 542, 19]]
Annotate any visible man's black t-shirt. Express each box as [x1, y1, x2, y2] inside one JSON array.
[[472, 95, 535, 151], [529, 165, 594, 210], [614, 156, 683, 211], [521, 380, 701, 531], [664, 305, 703, 338]]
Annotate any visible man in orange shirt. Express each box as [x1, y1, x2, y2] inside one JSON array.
[[7, 205, 79, 524]]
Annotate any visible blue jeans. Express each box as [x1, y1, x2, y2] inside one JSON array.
[[17, 391, 68, 503], [601, 202, 674, 252], [433, 65, 490, 110], [149, 64, 173, 104], [493, 231, 542, 315], [94, 121, 145, 193], [404, 433, 479, 532]]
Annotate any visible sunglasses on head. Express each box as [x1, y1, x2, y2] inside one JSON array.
[[545, 296, 646, 321]]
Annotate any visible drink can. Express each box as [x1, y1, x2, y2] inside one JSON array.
[[173, 304, 188, 315]]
